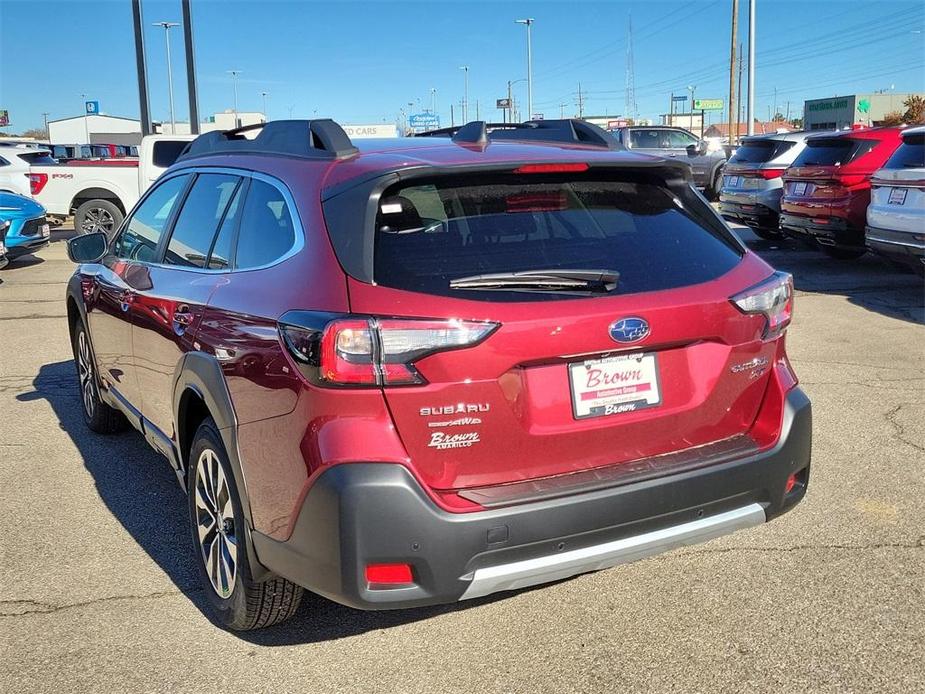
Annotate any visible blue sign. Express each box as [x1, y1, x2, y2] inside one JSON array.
[[671, 95, 688, 102], [85, 100, 100, 114], [409, 113, 440, 129]]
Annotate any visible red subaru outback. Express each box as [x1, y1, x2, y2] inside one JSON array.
[[65, 119, 811, 630]]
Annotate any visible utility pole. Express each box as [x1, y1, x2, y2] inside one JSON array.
[[131, 0, 153, 136], [181, 0, 200, 134], [42, 112, 50, 140], [80, 93, 90, 145], [430, 87, 437, 117], [459, 66, 469, 121], [728, 0, 739, 145], [476, 99, 480, 120], [737, 43, 744, 135], [576, 82, 585, 118], [515, 18, 534, 119], [773, 86, 778, 120], [227, 70, 241, 127], [746, 0, 755, 135], [625, 13, 636, 123], [560, 103, 567, 118], [450, 103, 455, 128], [786, 100, 791, 122], [688, 85, 696, 131], [260, 91, 269, 120], [152, 21, 179, 132]]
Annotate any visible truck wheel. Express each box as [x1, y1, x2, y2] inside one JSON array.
[[71, 319, 127, 434], [75, 199, 123, 238], [188, 418, 304, 630]]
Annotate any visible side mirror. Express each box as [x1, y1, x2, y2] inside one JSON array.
[[687, 141, 708, 156], [67, 232, 108, 263]]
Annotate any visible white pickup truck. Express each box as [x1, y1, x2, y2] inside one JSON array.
[[30, 135, 194, 234]]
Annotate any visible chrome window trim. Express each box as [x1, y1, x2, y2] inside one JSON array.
[[109, 165, 306, 274]]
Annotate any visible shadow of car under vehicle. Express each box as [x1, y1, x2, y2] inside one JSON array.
[[16, 360, 525, 645]]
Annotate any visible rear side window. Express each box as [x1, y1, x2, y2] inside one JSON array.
[[0, 156, 8, 167], [629, 130, 669, 149], [668, 130, 697, 148], [884, 134, 925, 170], [792, 138, 875, 167], [113, 174, 189, 262], [372, 174, 743, 301], [152, 140, 188, 168], [234, 179, 295, 269], [17, 151, 57, 166], [729, 140, 795, 164], [164, 173, 241, 268]]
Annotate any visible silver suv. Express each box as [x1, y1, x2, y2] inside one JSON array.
[[612, 126, 727, 199], [719, 131, 814, 240]]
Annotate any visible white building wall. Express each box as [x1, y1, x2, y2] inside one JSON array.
[[48, 115, 142, 144]]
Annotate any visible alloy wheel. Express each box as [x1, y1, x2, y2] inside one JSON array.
[[77, 330, 96, 417], [80, 207, 115, 234], [194, 449, 238, 598]]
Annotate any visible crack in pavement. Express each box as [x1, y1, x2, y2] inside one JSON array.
[[884, 404, 925, 453], [669, 538, 925, 560], [0, 587, 201, 618]]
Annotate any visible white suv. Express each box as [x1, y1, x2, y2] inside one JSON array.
[[866, 126, 925, 275], [0, 143, 56, 198]]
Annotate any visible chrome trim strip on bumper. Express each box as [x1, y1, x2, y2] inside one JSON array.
[[459, 503, 766, 600]]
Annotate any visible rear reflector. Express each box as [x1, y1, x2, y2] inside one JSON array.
[[785, 474, 797, 494], [731, 271, 793, 340], [514, 163, 589, 174], [365, 563, 413, 584]]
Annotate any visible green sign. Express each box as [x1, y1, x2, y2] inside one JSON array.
[[857, 98, 871, 114], [807, 98, 849, 112], [693, 98, 724, 111]]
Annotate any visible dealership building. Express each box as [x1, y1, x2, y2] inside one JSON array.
[[802, 93, 922, 130]]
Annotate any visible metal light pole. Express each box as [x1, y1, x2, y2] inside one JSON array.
[[80, 93, 89, 145], [131, 0, 153, 136], [430, 87, 437, 116], [459, 66, 469, 122], [688, 85, 696, 131], [181, 0, 200, 134], [515, 18, 534, 119], [260, 91, 269, 120], [153, 21, 179, 132], [227, 70, 241, 127], [746, 0, 755, 135]]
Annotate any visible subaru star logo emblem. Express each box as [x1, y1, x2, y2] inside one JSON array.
[[609, 317, 650, 344]]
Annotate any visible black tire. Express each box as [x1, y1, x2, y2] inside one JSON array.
[[75, 199, 123, 238], [71, 319, 126, 433], [188, 418, 303, 630], [820, 245, 866, 260], [751, 226, 784, 241]]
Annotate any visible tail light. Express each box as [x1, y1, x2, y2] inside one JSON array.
[[757, 168, 785, 180], [280, 315, 498, 387], [28, 173, 48, 196], [731, 271, 793, 340]]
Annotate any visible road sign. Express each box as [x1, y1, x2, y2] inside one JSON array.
[[0, 110, 9, 127], [693, 98, 723, 111], [85, 100, 100, 115], [496, 98, 511, 109], [409, 113, 440, 130], [532, 113, 544, 121], [671, 95, 688, 102]]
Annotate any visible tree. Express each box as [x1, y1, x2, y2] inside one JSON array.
[[772, 112, 786, 122], [881, 111, 905, 126], [789, 117, 803, 128], [902, 95, 925, 125], [18, 127, 47, 140]]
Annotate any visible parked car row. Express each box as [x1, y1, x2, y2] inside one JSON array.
[[720, 125, 924, 274]]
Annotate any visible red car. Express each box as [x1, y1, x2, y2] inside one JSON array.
[[64, 119, 811, 630], [779, 126, 904, 259]]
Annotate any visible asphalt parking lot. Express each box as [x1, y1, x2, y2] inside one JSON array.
[[1, 224, 923, 693]]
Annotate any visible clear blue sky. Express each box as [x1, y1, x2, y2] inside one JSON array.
[[1, 0, 923, 132]]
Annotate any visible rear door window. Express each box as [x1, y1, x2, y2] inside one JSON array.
[[372, 174, 742, 301], [113, 174, 190, 262], [629, 130, 670, 149], [234, 179, 296, 269], [164, 173, 241, 268], [884, 134, 925, 169], [668, 130, 698, 149]]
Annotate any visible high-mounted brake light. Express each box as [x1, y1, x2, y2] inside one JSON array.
[[281, 316, 498, 387], [731, 271, 793, 340], [28, 173, 48, 196], [514, 163, 590, 174]]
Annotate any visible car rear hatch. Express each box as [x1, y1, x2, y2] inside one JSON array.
[[317, 165, 785, 498], [869, 133, 925, 233], [724, 138, 794, 196], [782, 137, 877, 220]]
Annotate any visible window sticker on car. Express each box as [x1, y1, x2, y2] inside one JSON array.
[[888, 188, 907, 205]]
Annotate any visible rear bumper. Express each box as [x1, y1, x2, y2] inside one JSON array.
[[779, 213, 863, 248], [253, 387, 812, 611], [866, 225, 925, 268], [720, 200, 779, 229]]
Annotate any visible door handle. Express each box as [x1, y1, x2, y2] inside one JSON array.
[[173, 305, 194, 335], [119, 289, 135, 312]]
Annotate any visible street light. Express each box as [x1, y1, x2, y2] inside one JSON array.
[[459, 66, 469, 122], [688, 84, 696, 131], [260, 91, 269, 121], [515, 18, 534, 119], [430, 87, 437, 117], [152, 21, 180, 132], [227, 70, 241, 127]]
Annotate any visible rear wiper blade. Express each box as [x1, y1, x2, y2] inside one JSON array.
[[450, 268, 619, 293]]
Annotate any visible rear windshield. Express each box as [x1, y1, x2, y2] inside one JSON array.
[[372, 174, 742, 301], [729, 140, 795, 164], [18, 151, 57, 166], [791, 138, 875, 167], [152, 140, 188, 168], [884, 134, 925, 170]]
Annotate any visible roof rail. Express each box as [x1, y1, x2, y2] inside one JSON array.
[[413, 119, 621, 150], [178, 119, 359, 161]]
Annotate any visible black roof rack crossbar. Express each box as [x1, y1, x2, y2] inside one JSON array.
[[178, 119, 359, 161], [413, 119, 621, 150]]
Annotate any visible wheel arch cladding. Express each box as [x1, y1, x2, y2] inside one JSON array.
[[71, 188, 126, 214]]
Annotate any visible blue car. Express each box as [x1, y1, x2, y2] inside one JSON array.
[[0, 191, 50, 264]]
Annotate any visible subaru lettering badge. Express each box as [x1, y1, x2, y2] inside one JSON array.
[[609, 317, 650, 344]]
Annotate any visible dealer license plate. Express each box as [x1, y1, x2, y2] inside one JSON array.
[[791, 182, 808, 196], [726, 175, 740, 188], [888, 188, 907, 205], [568, 353, 661, 420], [41, 223, 50, 238]]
